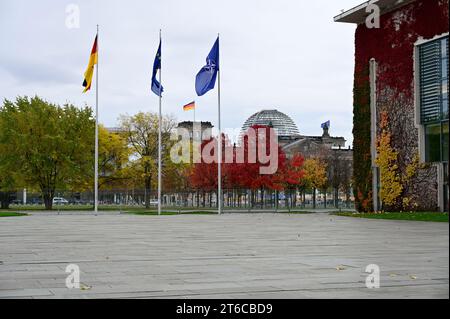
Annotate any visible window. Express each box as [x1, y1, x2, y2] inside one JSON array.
[[425, 124, 441, 162], [444, 162, 449, 211], [419, 36, 449, 163], [443, 122, 449, 162]]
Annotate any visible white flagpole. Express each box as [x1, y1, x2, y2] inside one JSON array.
[[217, 34, 222, 215], [94, 25, 99, 214], [158, 29, 162, 216]]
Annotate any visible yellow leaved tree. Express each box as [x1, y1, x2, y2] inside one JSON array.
[[302, 158, 327, 209], [375, 111, 425, 211]]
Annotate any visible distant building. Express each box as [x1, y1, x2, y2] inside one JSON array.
[[106, 127, 123, 134], [176, 121, 214, 141], [241, 109, 301, 146], [241, 109, 354, 205], [335, 0, 448, 211], [240, 109, 350, 159], [282, 126, 352, 162]]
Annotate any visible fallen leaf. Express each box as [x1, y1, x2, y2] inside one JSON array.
[[80, 283, 92, 290]]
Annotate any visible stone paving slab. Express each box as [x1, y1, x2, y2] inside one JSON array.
[[0, 213, 448, 298]]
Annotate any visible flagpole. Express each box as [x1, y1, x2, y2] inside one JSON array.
[[217, 33, 222, 215], [158, 29, 162, 216], [94, 24, 99, 214]]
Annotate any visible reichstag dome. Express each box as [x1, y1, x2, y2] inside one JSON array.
[[241, 109, 300, 138], [239, 109, 348, 155]]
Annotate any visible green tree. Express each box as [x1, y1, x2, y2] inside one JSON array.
[[0, 172, 15, 209], [0, 111, 15, 208], [0, 96, 94, 210]]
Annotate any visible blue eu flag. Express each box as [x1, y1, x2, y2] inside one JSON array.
[[195, 37, 219, 96], [321, 121, 330, 129], [151, 40, 164, 97]]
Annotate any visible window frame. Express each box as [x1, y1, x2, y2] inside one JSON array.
[[414, 33, 449, 164]]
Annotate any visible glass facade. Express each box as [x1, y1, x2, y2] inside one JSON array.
[[419, 36, 449, 163], [425, 124, 441, 162], [419, 36, 449, 211], [444, 162, 449, 211]]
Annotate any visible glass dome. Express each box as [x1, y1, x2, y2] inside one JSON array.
[[241, 109, 300, 137]]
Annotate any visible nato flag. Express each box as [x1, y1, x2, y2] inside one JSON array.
[[151, 40, 164, 97], [195, 37, 219, 96]]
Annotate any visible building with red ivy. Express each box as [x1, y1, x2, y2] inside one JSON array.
[[335, 0, 448, 212]]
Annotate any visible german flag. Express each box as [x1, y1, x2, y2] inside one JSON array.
[[183, 101, 195, 111], [82, 35, 98, 93]]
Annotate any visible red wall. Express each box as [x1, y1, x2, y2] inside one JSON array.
[[351, 0, 449, 211], [355, 0, 449, 98]]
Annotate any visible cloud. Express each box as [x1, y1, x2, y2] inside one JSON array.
[[0, 56, 78, 85], [0, 0, 360, 146]]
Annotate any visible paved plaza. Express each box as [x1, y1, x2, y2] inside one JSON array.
[[0, 212, 448, 299]]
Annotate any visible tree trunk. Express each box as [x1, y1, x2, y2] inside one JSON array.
[[43, 191, 53, 210], [334, 188, 339, 208], [0, 192, 11, 209], [302, 191, 306, 208], [293, 189, 297, 208], [346, 191, 350, 208], [275, 190, 279, 210], [252, 190, 256, 209], [312, 188, 316, 210], [284, 190, 289, 209], [260, 188, 264, 209], [202, 191, 205, 207], [196, 190, 200, 207], [289, 189, 297, 209], [144, 176, 151, 209]]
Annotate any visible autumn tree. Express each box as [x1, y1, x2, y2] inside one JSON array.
[[339, 157, 353, 208], [190, 125, 299, 209], [189, 137, 223, 207], [302, 158, 327, 209], [279, 154, 305, 209], [119, 112, 176, 208], [160, 135, 195, 208], [232, 125, 288, 208], [97, 125, 131, 189], [322, 148, 353, 208], [375, 111, 403, 209], [375, 110, 430, 211]]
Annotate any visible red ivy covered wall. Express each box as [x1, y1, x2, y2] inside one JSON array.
[[352, 0, 449, 211]]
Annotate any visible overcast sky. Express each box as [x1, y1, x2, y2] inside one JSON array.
[[0, 0, 361, 145]]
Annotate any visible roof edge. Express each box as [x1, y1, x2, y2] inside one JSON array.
[[334, 0, 416, 24]]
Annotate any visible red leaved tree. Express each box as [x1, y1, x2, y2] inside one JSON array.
[[189, 125, 306, 209]]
